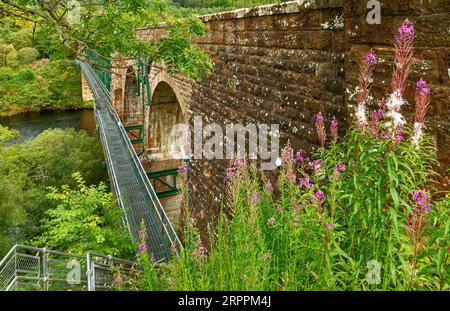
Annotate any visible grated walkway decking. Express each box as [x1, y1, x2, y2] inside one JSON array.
[[79, 61, 181, 262]]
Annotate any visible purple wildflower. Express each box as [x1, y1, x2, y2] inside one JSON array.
[[326, 223, 333, 230], [416, 79, 431, 96], [372, 109, 384, 124], [315, 113, 327, 147], [281, 145, 293, 163], [311, 160, 324, 169], [251, 191, 259, 205], [226, 158, 245, 178], [383, 133, 390, 140], [294, 150, 303, 163], [413, 190, 431, 213], [139, 242, 147, 254], [299, 176, 311, 189], [265, 182, 273, 192], [314, 190, 325, 201], [395, 19, 415, 43], [177, 162, 188, 175], [364, 49, 377, 66], [198, 244, 206, 255], [330, 117, 338, 142]]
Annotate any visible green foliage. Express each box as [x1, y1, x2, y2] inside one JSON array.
[[172, 0, 287, 10], [0, 17, 83, 116], [4, 28, 33, 50], [129, 129, 448, 291], [0, 59, 82, 116], [33, 172, 134, 258], [0, 43, 18, 67], [0, 128, 107, 254], [0, 124, 19, 146], [17, 46, 39, 63], [1, 1, 213, 80]]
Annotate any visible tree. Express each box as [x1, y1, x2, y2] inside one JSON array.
[[0, 128, 107, 242], [0, 43, 18, 66], [18, 46, 39, 63], [33, 172, 135, 257], [0, 0, 213, 80]]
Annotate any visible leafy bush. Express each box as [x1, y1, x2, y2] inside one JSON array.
[[0, 43, 19, 67], [33, 173, 134, 258], [18, 47, 40, 64], [0, 128, 107, 253]]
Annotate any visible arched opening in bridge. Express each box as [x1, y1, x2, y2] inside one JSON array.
[[123, 67, 139, 125], [145, 81, 184, 224]]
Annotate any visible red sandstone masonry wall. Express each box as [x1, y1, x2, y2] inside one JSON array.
[[131, 0, 449, 232]]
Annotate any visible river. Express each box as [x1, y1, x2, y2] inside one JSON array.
[[0, 109, 96, 144]]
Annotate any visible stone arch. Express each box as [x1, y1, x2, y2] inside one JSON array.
[[122, 66, 139, 124], [150, 70, 188, 120], [147, 80, 185, 159]]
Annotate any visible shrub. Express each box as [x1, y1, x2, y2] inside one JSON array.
[[18, 47, 40, 64], [33, 173, 135, 258]]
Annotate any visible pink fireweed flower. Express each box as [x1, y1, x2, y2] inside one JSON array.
[[387, 20, 415, 131], [413, 190, 431, 213], [226, 158, 245, 178], [326, 223, 333, 230], [412, 79, 431, 146], [330, 117, 338, 143], [356, 49, 377, 128], [314, 190, 326, 202], [299, 176, 311, 189], [334, 164, 346, 172], [251, 191, 259, 205], [264, 182, 273, 192], [198, 244, 206, 255], [177, 162, 188, 175], [315, 112, 327, 148], [138, 242, 147, 254], [390, 19, 414, 114], [311, 160, 324, 169], [364, 49, 377, 66], [372, 108, 384, 124], [395, 19, 415, 43], [294, 150, 308, 167], [281, 145, 293, 164]]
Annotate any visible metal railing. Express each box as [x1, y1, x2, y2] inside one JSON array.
[[79, 60, 182, 262], [0, 244, 138, 291]]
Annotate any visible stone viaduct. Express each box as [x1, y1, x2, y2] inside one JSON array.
[[90, 0, 449, 230]]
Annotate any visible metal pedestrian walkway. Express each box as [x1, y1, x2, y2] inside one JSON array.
[[78, 61, 181, 262]]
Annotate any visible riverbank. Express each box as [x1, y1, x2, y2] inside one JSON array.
[[0, 108, 96, 145], [0, 100, 94, 118]]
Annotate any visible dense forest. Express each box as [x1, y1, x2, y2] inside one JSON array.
[[0, 17, 88, 116]]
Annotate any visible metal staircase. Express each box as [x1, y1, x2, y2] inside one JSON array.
[[0, 244, 137, 291]]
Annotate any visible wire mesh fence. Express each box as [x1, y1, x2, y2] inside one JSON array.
[[0, 244, 138, 291]]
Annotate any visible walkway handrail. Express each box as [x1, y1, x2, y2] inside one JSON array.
[[78, 61, 182, 259]]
